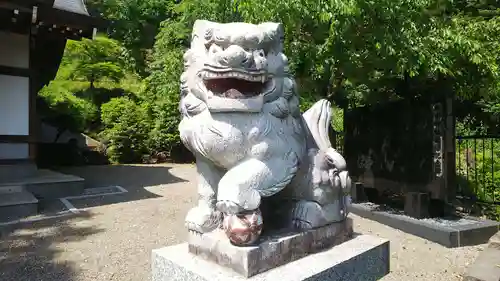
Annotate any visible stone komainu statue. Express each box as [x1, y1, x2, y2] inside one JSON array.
[[178, 20, 352, 245]]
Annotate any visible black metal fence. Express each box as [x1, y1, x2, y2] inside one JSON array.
[[455, 135, 500, 206], [332, 131, 499, 205]]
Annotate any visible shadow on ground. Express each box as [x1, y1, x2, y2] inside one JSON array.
[[0, 211, 102, 281], [56, 164, 190, 209]]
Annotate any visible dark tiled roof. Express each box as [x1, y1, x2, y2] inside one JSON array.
[[52, 0, 89, 16]]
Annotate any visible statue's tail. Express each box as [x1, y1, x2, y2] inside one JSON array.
[[301, 100, 352, 220], [302, 99, 346, 171]]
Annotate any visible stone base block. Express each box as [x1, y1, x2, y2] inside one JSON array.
[[352, 182, 367, 203], [463, 246, 500, 281], [0, 187, 38, 222], [404, 192, 430, 219], [364, 187, 379, 203], [188, 218, 353, 277], [463, 231, 500, 281], [152, 234, 390, 281], [488, 231, 500, 249]]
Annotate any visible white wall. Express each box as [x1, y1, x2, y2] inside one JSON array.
[[0, 31, 29, 68], [0, 32, 30, 159], [0, 75, 29, 136]]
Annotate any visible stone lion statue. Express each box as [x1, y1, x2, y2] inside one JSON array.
[[178, 20, 352, 244]]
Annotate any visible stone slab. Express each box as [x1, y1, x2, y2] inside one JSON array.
[[0, 189, 38, 221], [488, 231, 500, 250], [2, 169, 87, 199], [188, 218, 353, 277], [0, 163, 37, 182], [350, 203, 499, 248], [152, 234, 390, 281], [463, 247, 500, 281]]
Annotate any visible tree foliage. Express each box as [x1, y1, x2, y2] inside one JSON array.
[[63, 36, 130, 88], [231, 0, 500, 107], [40, 0, 500, 166], [86, 0, 178, 75]]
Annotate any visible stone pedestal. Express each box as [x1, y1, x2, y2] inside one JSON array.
[[152, 234, 390, 281], [188, 218, 353, 277], [152, 218, 390, 281]]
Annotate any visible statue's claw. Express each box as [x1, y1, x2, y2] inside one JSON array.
[[185, 206, 222, 233]]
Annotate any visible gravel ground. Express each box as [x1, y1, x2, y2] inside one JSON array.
[[0, 164, 486, 281]]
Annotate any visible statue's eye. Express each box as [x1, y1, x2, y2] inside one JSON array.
[[213, 28, 229, 45], [254, 49, 266, 57]]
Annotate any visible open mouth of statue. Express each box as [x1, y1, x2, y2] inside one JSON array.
[[201, 70, 270, 99]]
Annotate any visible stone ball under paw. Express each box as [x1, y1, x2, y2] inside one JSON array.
[[223, 209, 263, 246]]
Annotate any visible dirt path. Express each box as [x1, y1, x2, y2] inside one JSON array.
[[0, 164, 485, 281]]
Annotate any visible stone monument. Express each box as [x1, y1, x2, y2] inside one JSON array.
[[152, 20, 390, 281]]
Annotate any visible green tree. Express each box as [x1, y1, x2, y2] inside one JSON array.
[[142, 21, 187, 156], [63, 36, 130, 89], [232, 0, 500, 107], [141, 0, 241, 155], [86, 0, 178, 75], [61, 0, 500, 169]]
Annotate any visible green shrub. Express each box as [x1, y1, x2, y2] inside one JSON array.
[[100, 97, 150, 163], [39, 80, 99, 132]]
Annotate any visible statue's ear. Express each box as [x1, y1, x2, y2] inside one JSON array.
[[192, 20, 211, 34], [259, 22, 285, 51], [275, 23, 285, 43]]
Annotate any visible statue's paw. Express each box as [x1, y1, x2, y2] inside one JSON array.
[[216, 200, 245, 215], [185, 206, 222, 233], [291, 218, 313, 230], [288, 200, 326, 230]]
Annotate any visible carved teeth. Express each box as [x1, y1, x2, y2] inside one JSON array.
[[202, 70, 267, 83]]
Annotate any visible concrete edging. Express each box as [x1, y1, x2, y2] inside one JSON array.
[[350, 203, 499, 248]]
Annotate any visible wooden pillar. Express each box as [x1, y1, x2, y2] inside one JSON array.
[[28, 26, 36, 162]]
